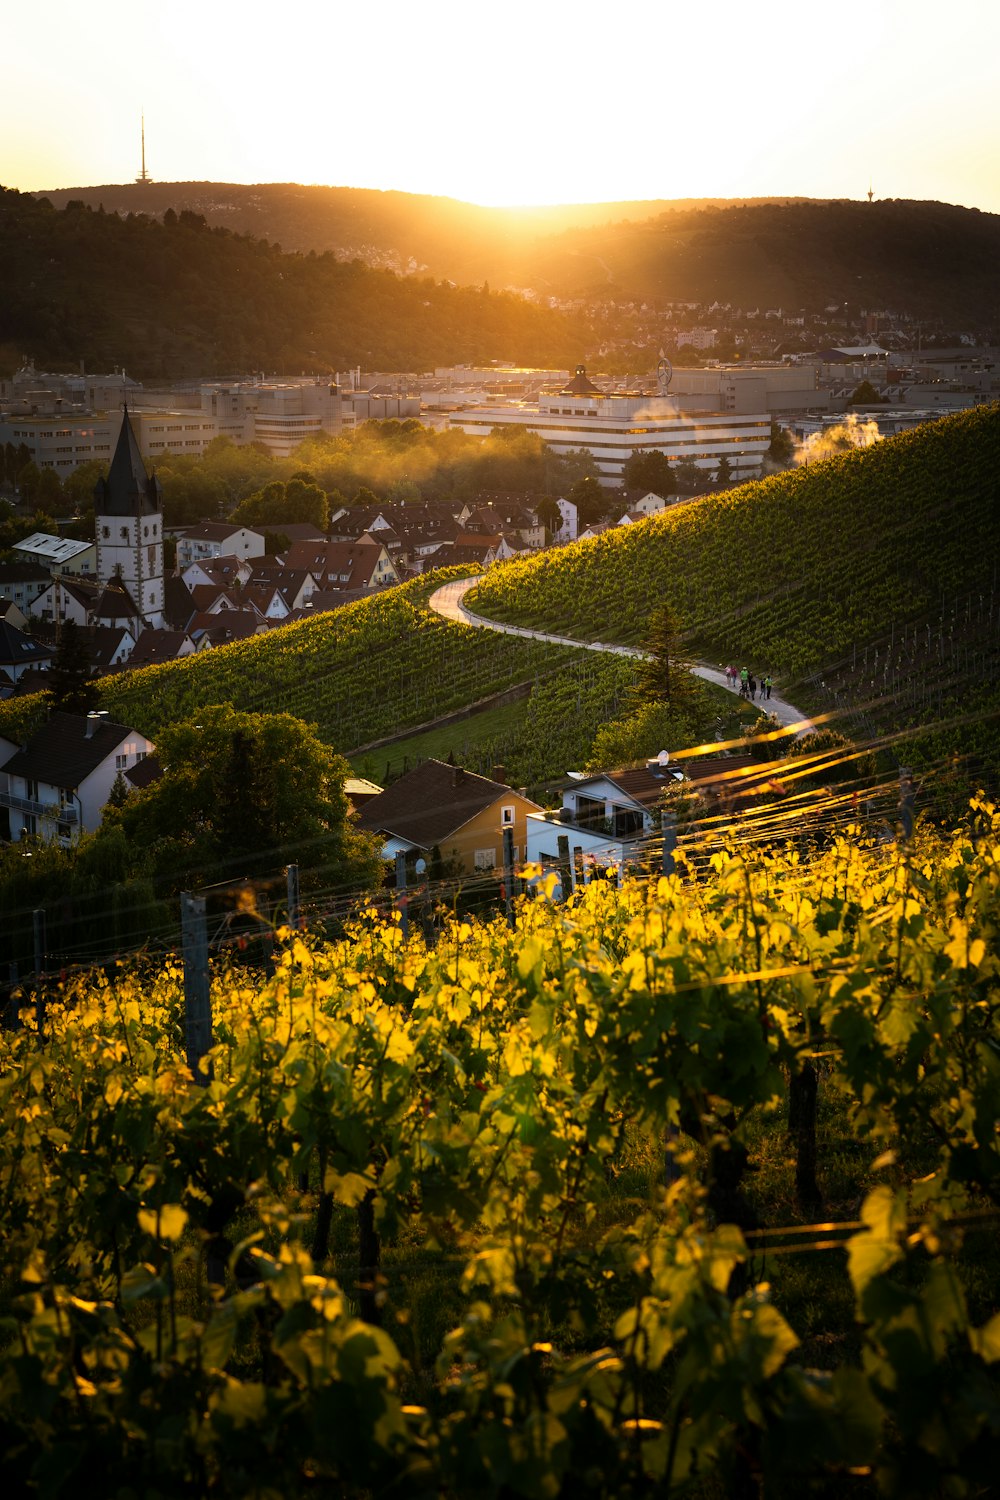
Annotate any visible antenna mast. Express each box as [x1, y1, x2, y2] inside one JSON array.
[[136, 114, 152, 184]]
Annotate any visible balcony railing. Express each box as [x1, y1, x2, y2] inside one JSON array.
[[0, 790, 77, 822]]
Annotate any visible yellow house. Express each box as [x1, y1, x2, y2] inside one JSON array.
[[357, 759, 542, 874]]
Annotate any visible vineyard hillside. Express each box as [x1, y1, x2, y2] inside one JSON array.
[[471, 404, 1000, 782], [95, 572, 580, 754]]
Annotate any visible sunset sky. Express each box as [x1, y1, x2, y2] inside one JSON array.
[[4, 0, 999, 214]]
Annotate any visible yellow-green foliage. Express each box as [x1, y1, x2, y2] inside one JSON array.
[[1, 807, 999, 1493], [0, 691, 50, 746]]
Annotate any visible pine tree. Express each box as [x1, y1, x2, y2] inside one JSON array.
[[635, 604, 693, 707], [48, 619, 98, 716]]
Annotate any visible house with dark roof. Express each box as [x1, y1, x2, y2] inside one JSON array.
[[0, 562, 51, 616], [526, 765, 677, 876], [30, 575, 100, 628], [357, 759, 542, 874], [127, 629, 197, 668], [187, 610, 268, 648], [0, 709, 154, 843], [0, 620, 54, 685], [180, 557, 254, 592], [526, 754, 768, 881], [91, 577, 145, 631]]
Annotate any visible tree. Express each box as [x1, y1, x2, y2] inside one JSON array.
[[635, 603, 694, 707], [622, 450, 676, 498], [849, 379, 884, 405], [767, 421, 795, 467], [715, 455, 733, 488], [64, 459, 107, 511], [534, 494, 562, 536], [230, 477, 329, 532], [48, 618, 98, 716], [568, 476, 607, 527], [104, 705, 382, 893], [672, 459, 704, 493]]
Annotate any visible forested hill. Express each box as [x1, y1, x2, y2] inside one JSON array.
[[0, 188, 591, 380], [28, 183, 1000, 325]]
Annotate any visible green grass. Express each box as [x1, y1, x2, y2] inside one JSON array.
[[350, 697, 530, 786]]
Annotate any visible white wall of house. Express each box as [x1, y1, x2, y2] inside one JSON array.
[[0, 730, 155, 843]]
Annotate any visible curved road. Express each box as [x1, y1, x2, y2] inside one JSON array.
[[429, 577, 815, 735]]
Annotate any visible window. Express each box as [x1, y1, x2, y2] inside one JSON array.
[[474, 848, 496, 870], [501, 805, 515, 827], [120, 527, 128, 539], [115, 753, 128, 771]]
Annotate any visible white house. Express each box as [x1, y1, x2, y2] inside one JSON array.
[[12, 534, 97, 577], [554, 497, 579, 543], [526, 765, 681, 881], [0, 709, 154, 844], [175, 523, 266, 570], [30, 576, 99, 627]]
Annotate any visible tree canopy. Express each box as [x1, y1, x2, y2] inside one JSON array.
[[622, 449, 676, 497], [105, 705, 382, 892]]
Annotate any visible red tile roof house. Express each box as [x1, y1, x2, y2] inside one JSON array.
[[283, 538, 400, 597], [0, 709, 154, 844], [357, 760, 542, 875]]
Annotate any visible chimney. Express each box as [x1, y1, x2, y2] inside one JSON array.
[[85, 711, 101, 738], [492, 764, 507, 785], [452, 766, 466, 788]]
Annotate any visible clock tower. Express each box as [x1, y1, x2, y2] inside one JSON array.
[[94, 408, 164, 627]]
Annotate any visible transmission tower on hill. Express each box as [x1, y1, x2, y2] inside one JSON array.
[[135, 114, 153, 184]]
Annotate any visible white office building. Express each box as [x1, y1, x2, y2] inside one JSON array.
[[449, 366, 771, 486]]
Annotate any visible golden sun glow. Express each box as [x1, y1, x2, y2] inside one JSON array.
[[3, 1, 999, 215]]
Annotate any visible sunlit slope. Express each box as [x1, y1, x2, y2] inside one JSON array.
[[97, 572, 579, 751], [471, 405, 1000, 678]]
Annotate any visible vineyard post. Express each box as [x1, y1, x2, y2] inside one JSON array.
[[898, 767, 915, 843], [286, 863, 299, 930], [32, 909, 47, 1041], [662, 813, 677, 877], [573, 845, 584, 888], [180, 893, 212, 1085], [502, 827, 516, 929], [395, 852, 408, 939], [556, 834, 571, 900], [5, 961, 19, 1030]]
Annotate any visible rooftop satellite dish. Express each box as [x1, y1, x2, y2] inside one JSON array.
[[415, 857, 427, 875], [657, 749, 670, 766]]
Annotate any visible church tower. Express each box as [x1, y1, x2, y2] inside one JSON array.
[[94, 408, 164, 628]]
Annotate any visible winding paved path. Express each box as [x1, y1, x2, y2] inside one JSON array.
[[429, 577, 815, 735]]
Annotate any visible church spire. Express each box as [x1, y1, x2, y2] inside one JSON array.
[[94, 409, 161, 517]]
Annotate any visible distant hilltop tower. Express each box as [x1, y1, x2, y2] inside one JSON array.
[[135, 114, 153, 184], [867, 181, 874, 203]]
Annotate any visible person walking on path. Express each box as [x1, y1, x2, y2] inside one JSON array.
[[748, 673, 757, 701], [740, 666, 749, 698], [764, 674, 773, 700]]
